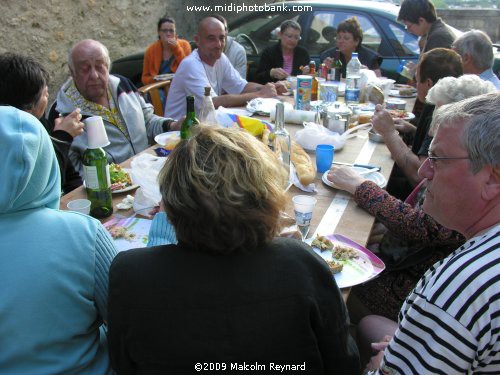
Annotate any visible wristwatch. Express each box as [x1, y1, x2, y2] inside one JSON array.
[[162, 119, 173, 132]]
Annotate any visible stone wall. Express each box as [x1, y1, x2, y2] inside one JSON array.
[[439, 9, 500, 44], [0, 0, 263, 101], [0, 1, 497, 103]]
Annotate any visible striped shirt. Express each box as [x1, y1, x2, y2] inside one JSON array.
[[378, 224, 500, 375]]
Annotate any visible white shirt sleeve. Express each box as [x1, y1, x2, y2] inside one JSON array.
[[165, 52, 212, 119], [219, 54, 248, 95]]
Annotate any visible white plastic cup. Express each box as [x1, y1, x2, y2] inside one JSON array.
[[292, 195, 317, 240], [85, 116, 110, 148], [67, 199, 91, 215]]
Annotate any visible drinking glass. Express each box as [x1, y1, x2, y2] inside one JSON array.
[[292, 195, 317, 241], [316, 144, 335, 173]]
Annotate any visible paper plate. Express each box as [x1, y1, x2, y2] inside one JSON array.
[[322, 167, 387, 189], [154, 130, 180, 146], [389, 110, 415, 121], [389, 89, 416, 98], [311, 234, 385, 288], [246, 98, 282, 116]]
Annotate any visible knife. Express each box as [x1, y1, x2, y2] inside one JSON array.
[[332, 161, 381, 171]]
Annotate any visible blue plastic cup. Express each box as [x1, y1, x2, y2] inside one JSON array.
[[316, 144, 335, 173]]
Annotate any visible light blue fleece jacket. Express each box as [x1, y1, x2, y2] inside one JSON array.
[[0, 107, 116, 374]]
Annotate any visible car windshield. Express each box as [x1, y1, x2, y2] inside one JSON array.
[[229, 12, 301, 54]]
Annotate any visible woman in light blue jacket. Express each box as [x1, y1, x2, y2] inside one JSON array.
[[0, 106, 117, 374]]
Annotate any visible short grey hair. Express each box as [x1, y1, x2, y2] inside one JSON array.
[[426, 74, 496, 107], [431, 92, 500, 174], [452, 30, 494, 71], [67, 39, 111, 72]]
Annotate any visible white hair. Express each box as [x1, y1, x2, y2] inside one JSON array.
[[426, 74, 496, 108], [452, 30, 494, 71], [431, 93, 500, 174]]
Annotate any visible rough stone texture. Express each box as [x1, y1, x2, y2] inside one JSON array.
[[439, 9, 500, 44], [0, 0, 264, 101], [0, 1, 496, 103]]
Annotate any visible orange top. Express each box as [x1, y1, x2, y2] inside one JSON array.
[[141, 39, 191, 85]]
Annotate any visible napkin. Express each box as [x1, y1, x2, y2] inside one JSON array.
[[270, 105, 316, 124], [291, 164, 317, 193]]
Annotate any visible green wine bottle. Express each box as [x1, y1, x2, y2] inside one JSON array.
[[180, 95, 200, 140], [83, 147, 113, 218]]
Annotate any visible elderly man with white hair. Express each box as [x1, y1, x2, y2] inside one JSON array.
[[48, 39, 181, 176], [326, 76, 495, 355], [363, 92, 500, 375], [452, 29, 500, 90]]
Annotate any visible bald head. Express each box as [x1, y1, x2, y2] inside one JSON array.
[[68, 39, 110, 104], [68, 39, 110, 72], [197, 17, 225, 36], [195, 17, 226, 65]]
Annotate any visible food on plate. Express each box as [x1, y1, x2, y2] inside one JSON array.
[[163, 134, 181, 151], [332, 243, 358, 261], [108, 226, 136, 241], [325, 259, 344, 274], [291, 141, 316, 185], [109, 163, 132, 191], [388, 109, 408, 119], [312, 235, 334, 251], [399, 88, 415, 96]]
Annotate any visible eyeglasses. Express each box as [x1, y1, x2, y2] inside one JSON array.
[[160, 28, 175, 34], [427, 151, 469, 168], [283, 33, 301, 41]]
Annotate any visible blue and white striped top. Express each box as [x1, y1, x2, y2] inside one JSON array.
[[378, 224, 500, 375]]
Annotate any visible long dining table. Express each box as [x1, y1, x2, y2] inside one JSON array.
[[60, 93, 416, 300]]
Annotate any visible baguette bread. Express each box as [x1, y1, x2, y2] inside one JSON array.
[[291, 141, 316, 185]]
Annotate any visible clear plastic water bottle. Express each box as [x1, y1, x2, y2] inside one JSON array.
[[345, 52, 361, 104], [199, 87, 218, 126]]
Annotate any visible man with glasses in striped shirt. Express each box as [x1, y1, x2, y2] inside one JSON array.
[[365, 92, 500, 374]]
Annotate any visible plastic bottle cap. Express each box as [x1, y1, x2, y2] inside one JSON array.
[[85, 116, 110, 148]]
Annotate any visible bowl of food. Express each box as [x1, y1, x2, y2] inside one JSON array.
[[368, 130, 384, 143]]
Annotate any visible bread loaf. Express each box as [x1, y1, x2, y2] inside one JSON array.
[[291, 141, 316, 185], [367, 85, 385, 105]]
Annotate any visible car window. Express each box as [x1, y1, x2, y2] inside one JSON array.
[[309, 11, 382, 56], [229, 13, 300, 56], [373, 15, 419, 57]]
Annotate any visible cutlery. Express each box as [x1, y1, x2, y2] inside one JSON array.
[[331, 162, 381, 171], [358, 167, 380, 176]]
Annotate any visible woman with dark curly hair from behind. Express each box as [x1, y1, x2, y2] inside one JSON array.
[[108, 126, 360, 374]]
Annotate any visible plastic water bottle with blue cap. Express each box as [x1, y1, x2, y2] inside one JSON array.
[[345, 52, 361, 104]]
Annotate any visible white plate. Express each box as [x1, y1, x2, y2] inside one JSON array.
[[403, 112, 415, 121], [83, 179, 139, 194], [246, 98, 282, 116], [389, 111, 415, 121], [112, 184, 139, 194], [389, 89, 416, 98], [311, 234, 385, 288], [154, 73, 174, 81], [322, 166, 387, 189], [154, 130, 180, 146]]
